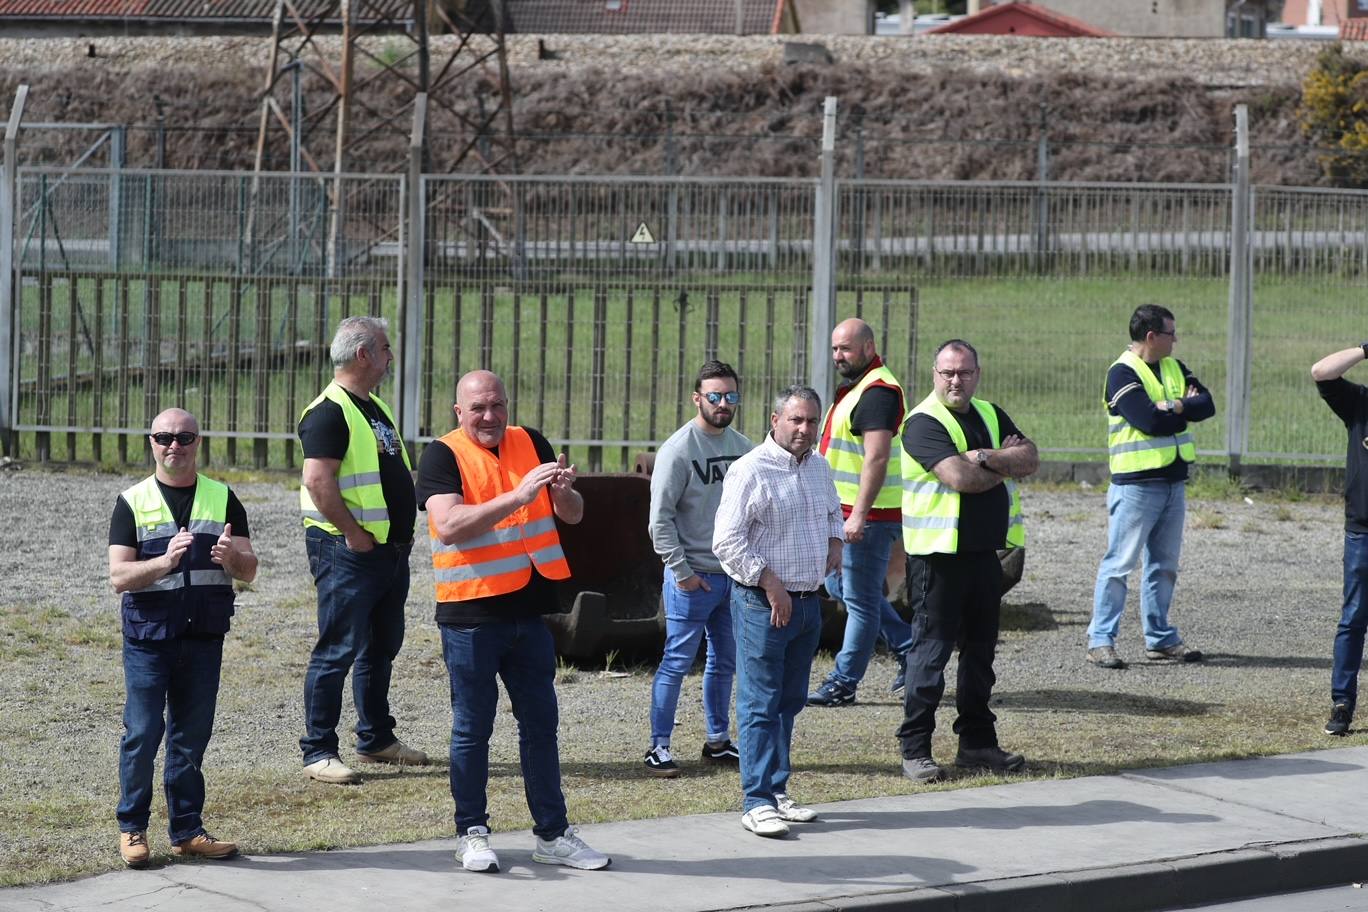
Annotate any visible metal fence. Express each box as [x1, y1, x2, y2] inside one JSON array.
[[6, 132, 1368, 470]]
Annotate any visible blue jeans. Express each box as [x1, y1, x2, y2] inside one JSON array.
[[1333, 531, 1368, 713], [825, 519, 913, 688], [300, 527, 411, 764], [731, 585, 822, 813], [117, 635, 223, 843], [651, 570, 735, 746], [1089, 481, 1185, 651], [440, 617, 568, 841]]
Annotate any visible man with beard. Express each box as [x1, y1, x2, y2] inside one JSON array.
[[643, 360, 753, 777], [808, 318, 914, 706], [713, 386, 844, 837], [297, 316, 428, 785]]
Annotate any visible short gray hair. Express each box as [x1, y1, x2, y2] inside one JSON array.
[[330, 316, 388, 368], [772, 384, 822, 415]]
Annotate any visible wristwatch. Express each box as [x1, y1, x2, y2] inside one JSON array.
[[976, 449, 991, 469], [1360, 341, 1368, 361]]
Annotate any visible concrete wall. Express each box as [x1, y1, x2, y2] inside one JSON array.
[[792, 0, 873, 34]]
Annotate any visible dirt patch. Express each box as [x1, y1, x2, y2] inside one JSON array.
[[0, 465, 1354, 884]]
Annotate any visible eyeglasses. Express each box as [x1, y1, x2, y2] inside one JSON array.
[[1154, 330, 1177, 339], [935, 369, 977, 381], [150, 431, 198, 447], [702, 391, 740, 405]]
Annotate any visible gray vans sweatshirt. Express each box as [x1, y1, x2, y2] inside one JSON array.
[[649, 421, 753, 583]]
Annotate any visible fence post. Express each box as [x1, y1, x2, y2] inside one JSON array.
[[110, 123, 125, 269], [1034, 103, 1049, 267], [1, 85, 28, 457], [1225, 103, 1253, 475], [664, 100, 679, 273], [810, 96, 837, 400], [399, 93, 426, 451]]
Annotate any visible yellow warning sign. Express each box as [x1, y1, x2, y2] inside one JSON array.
[[630, 222, 656, 244]]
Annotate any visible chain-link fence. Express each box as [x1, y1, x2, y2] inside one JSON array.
[[5, 163, 1366, 470]]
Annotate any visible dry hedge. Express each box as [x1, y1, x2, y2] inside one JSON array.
[[0, 41, 1322, 183]]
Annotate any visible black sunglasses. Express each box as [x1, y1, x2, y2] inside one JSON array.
[[702, 391, 740, 405], [150, 431, 198, 446]]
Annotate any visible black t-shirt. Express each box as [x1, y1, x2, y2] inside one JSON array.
[[902, 404, 1022, 553], [1318, 377, 1368, 533], [849, 385, 904, 436], [298, 388, 417, 545], [415, 427, 560, 625], [109, 479, 251, 547]]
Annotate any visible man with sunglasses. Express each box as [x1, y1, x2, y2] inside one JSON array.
[[298, 316, 427, 785], [898, 340, 1036, 782], [108, 409, 258, 867], [1088, 304, 1213, 670], [809, 317, 915, 708], [643, 360, 752, 777]]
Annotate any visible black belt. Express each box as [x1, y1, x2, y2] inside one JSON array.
[[742, 584, 819, 599]]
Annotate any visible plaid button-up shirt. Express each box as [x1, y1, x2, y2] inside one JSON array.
[[712, 433, 844, 592]]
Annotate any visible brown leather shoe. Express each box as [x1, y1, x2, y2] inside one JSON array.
[[119, 830, 150, 868], [172, 833, 238, 860]]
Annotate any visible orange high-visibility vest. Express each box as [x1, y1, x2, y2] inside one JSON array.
[[430, 426, 571, 602]]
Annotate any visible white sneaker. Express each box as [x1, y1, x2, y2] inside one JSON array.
[[531, 825, 611, 870], [740, 805, 790, 838], [775, 793, 818, 823], [456, 826, 499, 873], [303, 756, 360, 784]]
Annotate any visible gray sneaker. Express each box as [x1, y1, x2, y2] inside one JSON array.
[[902, 756, 943, 782], [532, 825, 611, 870], [1087, 645, 1125, 669]]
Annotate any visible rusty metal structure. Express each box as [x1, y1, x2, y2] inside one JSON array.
[[249, 0, 518, 273]]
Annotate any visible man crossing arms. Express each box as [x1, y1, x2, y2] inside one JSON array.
[[1087, 305, 1214, 670], [898, 341, 1037, 782]]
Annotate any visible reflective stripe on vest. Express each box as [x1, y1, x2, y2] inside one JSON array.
[[121, 474, 233, 595], [430, 426, 572, 601], [1105, 351, 1197, 475], [298, 381, 412, 544], [819, 364, 904, 509], [900, 394, 1025, 556]]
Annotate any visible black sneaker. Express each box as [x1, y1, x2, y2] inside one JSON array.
[[1326, 703, 1352, 737], [806, 679, 857, 707], [955, 745, 1026, 774], [701, 740, 739, 764], [643, 745, 680, 778], [890, 653, 907, 694]]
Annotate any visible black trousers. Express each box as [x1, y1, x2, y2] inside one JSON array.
[[897, 550, 1003, 758]]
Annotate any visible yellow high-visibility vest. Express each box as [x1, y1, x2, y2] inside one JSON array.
[[299, 381, 412, 544], [1105, 351, 1196, 476], [900, 393, 1024, 556], [820, 364, 904, 510]]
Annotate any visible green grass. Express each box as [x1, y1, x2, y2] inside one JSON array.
[[10, 271, 1363, 470]]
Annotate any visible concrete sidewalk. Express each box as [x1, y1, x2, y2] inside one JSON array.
[[7, 746, 1368, 912]]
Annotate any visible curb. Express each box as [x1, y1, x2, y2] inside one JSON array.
[[756, 836, 1368, 912]]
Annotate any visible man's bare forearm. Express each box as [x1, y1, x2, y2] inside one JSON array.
[[988, 439, 1039, 479]]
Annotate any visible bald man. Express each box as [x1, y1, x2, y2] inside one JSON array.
[[809, 318, 915, 707], [416, 370, 610, 873], [109, 408, 257, 867]]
